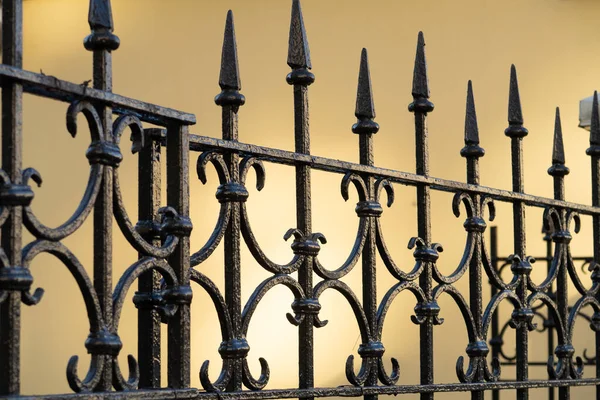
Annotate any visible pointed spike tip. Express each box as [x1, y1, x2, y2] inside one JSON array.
[[464, 80, 479, 145], [411, 31, 429, 99], [508, 64, 523, 125], [355, 48, 375, 120], [88, 0, 114, 31], [287, 0, 311, 70], [552, 107, 565, 165], [218, 10, 241, 91], [591, 91, 600, 146]]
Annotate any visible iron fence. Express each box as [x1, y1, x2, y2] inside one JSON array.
[[0, 0, 599, 399]]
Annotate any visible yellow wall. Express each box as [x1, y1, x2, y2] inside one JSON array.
[[17, 0, 600, 399]]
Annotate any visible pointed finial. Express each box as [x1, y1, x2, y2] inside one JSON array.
[[552, 108, 565, 165], [587, 91, 600, 156], [465, 81, 478, 145], [508, 65, 523, 125], [460, 81, 484, 158], [352, 48, 379, 135], [287, 0, 311, 70], [215, 11, 245, 107], [408, 32, 434, 113], [286, 0, 314, 85], [356, 48, 375, 120], [549, 107, 569, 177], [219, 10, 241, 91], [84, 0, 120, 51], [412, 32, 429, 99], [504, 65, 528, 138]]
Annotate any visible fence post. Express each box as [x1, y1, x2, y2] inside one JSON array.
[[166, 122, 192, 389], [504, 65, 531, 400], [286, 1, 316, 398], [353, 48, 380, 399], [0, 0, 26, 394], [585, 92, 600, 400], [408, 32, 436, 400], [136, 128, 164, 388], [83, 0, 121, 390], [215, 10, 246, 392]]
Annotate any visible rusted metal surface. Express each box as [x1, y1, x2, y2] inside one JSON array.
[[0, 0, 598, 399]]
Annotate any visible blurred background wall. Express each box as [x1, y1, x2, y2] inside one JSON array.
[[16, 0, 600, 399]]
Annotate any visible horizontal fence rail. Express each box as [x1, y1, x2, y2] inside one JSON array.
[[0, 0, 599, 400]]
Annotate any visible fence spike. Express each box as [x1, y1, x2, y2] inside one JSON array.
[[504, 65, 527, 138], [552, 107, 565, 165], [352, 48, 378, 135], [287, 0, 311, 70], [355, 48, 375, 120], [88, 0, 113, 31], [461, 81, 484, 159], [465, 81, 478, 145], [85, 0, 119, 51], [548, 107, 568, 177], [508, 64, 523, 125], [219, 10, 241, 91], [412, 32, 429, 99], [591, 91, 600, 146]]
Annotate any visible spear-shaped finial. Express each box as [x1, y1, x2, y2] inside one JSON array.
[[552, 108, 565, 165], [286, 0, 314, 85], [84, 0, 120, 51], [587, 91, 600, 156], [504, 65, 528, 138], [287, 0, 311, 70], [412, 32, 429, 99], [508, 65, 523, 125], [219, 10, 241, 91], [352, 48, 379, 135], [460, 81, 484, 159], [465, 81, 479, 145], [215, 10, 245, 107], [549, 107, 569, 177], [408, 32, 433, 113]]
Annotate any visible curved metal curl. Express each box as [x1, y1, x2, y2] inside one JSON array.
[[190, 269, 235, 392], [190, 151, 233, 266], [313, 279, 372, 386], [22, 100, 107, 241], [111, 257, 180, 391], [22, 240, 105, 392], [113, 170, 180, 258], [239, 274, 304, 390]]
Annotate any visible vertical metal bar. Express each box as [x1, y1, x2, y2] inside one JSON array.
[[215, 10, 246, 391], [353, 48, 380, 399], [0, 0, 23, 394], [462, 81, 485, 400], [136, 128, 163, 388], [548, 107, 569, 400], [84, 0, 120, 390], [490, 226, 500, 400], [585, 91, 600, 400], [166, 122, 192, 389], [544, 230, 554, 400], [504, 65, 529, 400], [286, 1, 316, 397], [408, 32, 435, 400]]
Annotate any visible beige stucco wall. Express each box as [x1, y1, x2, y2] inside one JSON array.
[[17, 0, 600, 398]]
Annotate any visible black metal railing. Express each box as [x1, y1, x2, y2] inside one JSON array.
[[0, 0, 598, 399]]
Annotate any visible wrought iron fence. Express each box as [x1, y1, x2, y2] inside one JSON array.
[[489, 226, 597, 400], [0, 0, 599, 399]]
